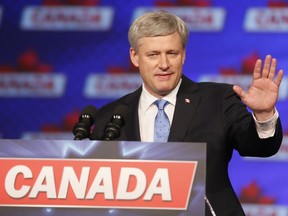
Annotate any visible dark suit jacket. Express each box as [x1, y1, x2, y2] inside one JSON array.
[[91, 75, 283, 216]]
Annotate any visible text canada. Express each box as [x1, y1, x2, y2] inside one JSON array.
[[5, 165, 172, 201]]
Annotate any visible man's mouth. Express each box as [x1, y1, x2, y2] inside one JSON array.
[[155, 72, 172, 78]]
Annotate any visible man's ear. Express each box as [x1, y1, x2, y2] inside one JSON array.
[[130, 47, 139, 67]]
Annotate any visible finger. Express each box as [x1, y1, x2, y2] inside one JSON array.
[[262, 55, 272, 78], [268, 58, 277, 80], [253, 59, 262, 80], [274, 69, 284, 87], [233, 85, 246, 100]]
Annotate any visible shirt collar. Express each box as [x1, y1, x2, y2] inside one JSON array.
[[139, 78, 182, 112]]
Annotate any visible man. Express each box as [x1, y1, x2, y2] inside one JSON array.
[[91, 10, 283, 215]]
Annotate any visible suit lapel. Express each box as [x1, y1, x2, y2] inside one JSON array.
[[169, 76, 201, 142], [123, 88, 142, 141]]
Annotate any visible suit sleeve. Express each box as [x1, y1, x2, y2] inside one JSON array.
[[222, 86, 283, 157]]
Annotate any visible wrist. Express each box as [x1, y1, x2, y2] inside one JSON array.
[[253, 108, 275, 121]]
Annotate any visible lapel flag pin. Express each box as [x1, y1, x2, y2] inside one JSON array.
[[185, 98, 190, 103]]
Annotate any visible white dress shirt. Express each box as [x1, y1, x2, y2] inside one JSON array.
[[138, 79, 278, 142]]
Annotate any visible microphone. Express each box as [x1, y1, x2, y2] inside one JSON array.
[[103, 104, 128, 141], [73, 105, 97, 140]]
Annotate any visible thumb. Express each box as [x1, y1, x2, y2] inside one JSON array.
[[233, 85, 246, 100]]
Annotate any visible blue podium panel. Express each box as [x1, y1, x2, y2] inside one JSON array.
[[0, 139, 206, 216]]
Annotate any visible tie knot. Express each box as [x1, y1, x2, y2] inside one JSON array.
[[154, 99, 169, 110]]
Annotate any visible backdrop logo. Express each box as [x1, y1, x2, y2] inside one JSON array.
[[244, 8, 288, 32], [132, 7, 226, 31], [198, 75, 288, 101], [84, 74, 142, 98], [243, 204, 288, 215], [20, 6, 114, 31], [0, 73, 66, 97], [0, 158, 197, 209]]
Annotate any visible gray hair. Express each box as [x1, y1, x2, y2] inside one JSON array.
[[128, 10, 189, 51]]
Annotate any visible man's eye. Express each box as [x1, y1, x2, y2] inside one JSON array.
[[148, 53, 158, 57], [168, 52, 178, 56]]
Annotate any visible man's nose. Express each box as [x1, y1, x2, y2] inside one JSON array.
[[158, 54, 170, 70]]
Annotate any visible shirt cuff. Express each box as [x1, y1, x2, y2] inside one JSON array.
[[253, 108, 279, 139]]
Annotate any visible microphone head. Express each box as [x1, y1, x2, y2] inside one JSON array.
[[79, 105, 98, 123], [73, 105, 97, 140], [103, 104, 128, 140], [111, 104, 128, 126]]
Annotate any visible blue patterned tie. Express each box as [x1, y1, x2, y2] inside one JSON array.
[[154, 99, 170, 142]]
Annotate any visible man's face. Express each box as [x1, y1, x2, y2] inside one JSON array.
[[130, 32, 186, 98]]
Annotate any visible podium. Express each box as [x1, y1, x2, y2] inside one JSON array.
[[0, 139, 206, 215]]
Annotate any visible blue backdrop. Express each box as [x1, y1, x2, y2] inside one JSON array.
[[0, 0, 287, 215]]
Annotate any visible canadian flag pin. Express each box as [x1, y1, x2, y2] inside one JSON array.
[[185, 98, 190, 104]]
